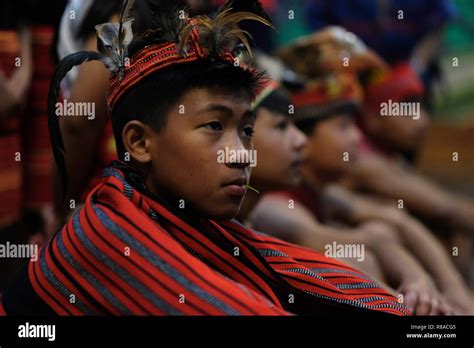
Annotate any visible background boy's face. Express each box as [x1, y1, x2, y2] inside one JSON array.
[[251, 107, 307, 191], [144, 88, 255, 221], [304, 114, 361, 179], [365, 99, 430, 152]]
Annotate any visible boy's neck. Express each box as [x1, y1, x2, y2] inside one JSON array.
[[300, 165, 326, 194]]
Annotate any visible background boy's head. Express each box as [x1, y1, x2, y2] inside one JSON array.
[[293, 74, 362, 182], [250, 82, 306, 192], [361, 63, 429, 153]]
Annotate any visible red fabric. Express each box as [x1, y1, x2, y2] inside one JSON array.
[[292, 74, 361, 109], [0, 294, 6, 316], [22, 26, 55, 209], [0, 30, 22, 226], [25, 163, 410, 315]]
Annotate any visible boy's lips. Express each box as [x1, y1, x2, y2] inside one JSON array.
[[222, 176, 248, 197], [291, 158, 304, 168]]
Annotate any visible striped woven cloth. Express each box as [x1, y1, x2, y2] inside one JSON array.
[[1, 162, 410, 316]]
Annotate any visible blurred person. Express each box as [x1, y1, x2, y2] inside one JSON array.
[[237, 81, 307, 222], [248, 74, 464, 314], [0, 2, 31, 230], [0, 2, 32, 290], [21, 0, 67, 240], [347, 63, 474, 236], [1, 0, 409, 316], [276, 34, 474, 312], [237, 78, 399, 299], [278, 26, 389, 79], [52, 0, 123, 233], [0, 0, 66, 290]]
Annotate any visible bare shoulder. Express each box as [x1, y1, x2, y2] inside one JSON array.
[[248, 194, 319, 243]]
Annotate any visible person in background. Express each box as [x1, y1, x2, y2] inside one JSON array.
[[348, 63, 474, 236], [52, 0, 123, 234], [22, 0, 67, 242], [0, 0, 66, 290], [0, 1, 33, 290], [248, 73, 471, 314]]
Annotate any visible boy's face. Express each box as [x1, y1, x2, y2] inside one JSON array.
[[142, 88, 256, 221], [365, 98, 430, 152], [251, 107, 307, 191], [304, 114, 361, 179]]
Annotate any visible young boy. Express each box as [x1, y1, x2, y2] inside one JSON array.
[[249, 73, 473, 314], [348, 63, 474, 234], [267, 33, 474, 313], [1, 0, 409, 316], [237, 78, 401, 294], [237, 80, 307, 222]]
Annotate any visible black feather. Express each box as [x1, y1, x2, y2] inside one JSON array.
[[144, 0, 188, 37], [222, 0, 272, 24], [47, 51, 103, 200], [128, 0, 189, 56]]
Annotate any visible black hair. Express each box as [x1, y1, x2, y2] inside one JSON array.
[[255, 88, 292, 117], [112, 59, 266, 157], [295, 101, 360, 135]]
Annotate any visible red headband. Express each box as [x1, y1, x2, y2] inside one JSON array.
[[106, 42, 238, 109], [292, 74, 361, 108]]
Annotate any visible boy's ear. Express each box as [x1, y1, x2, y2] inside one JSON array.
[[122, 120, 153, 164]]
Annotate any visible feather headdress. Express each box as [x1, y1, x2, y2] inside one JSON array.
[[278, 26, 388, 79], [47, 0, 273, 199]]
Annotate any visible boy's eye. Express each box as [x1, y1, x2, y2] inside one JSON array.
[[204, 121, 223, 131], [339, 118, 351, 130], [276, 120, 289, 130], [242, 126, 255, 138]]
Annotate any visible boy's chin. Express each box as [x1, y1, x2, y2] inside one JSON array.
[[196, 202, 242, 221], [208, 211, 239, 221]]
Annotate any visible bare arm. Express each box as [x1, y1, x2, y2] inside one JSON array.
[[249, 195, 368, 251], [318, 184, 474, 313], [250, 195, 453, 314], [349, 154, 474, 232], [54, 34, 110, 221]]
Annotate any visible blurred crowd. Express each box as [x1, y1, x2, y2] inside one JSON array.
[[0, 0, 473, 315]]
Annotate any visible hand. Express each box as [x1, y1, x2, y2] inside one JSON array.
[[398, 276, 453, 315]]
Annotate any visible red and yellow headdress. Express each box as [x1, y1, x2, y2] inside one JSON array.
[[292, 74, 363, 124], [364, 62, 425, 111], [47, 0, 272, 195]]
